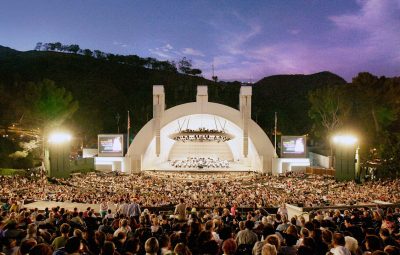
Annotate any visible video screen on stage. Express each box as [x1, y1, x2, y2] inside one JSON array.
[[98, 134, 124, 157], [281, 136, 306, 158]]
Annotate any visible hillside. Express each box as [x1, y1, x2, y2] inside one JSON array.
[[0, 45, 346, 144], [253, 72, 347, 134]]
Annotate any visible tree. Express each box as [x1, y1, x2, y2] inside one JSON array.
[[178, 57, 192, 74], [0, 83, 25, 132], [34, 42, 42, 51], [93, 50, 105, 59], [83, 49, 93, 57], [350, 72, 400, 155], [308, 85, 351, 155], [189, 68, 202, 76], [24, 79, 79, 131], [54, 42, 62, 51], [67, 44, 80, 54]]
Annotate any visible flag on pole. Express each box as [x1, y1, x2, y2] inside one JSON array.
[[127, 110, 130, 147]]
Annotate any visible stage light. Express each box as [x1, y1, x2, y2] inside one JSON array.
[[332, 135, 357, 145], [48, 132, 72, 144]]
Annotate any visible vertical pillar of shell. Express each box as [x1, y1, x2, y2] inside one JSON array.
[[240, 86, 252, 157], [196, 85, 208, 113], [153, 85, 165, 157]]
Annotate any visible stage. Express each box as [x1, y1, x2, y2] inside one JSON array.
[[143, 161, 254, 172]]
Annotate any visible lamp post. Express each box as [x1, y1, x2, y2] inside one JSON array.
[[48, 131, 72, 178], [332, 135, 359, 181]]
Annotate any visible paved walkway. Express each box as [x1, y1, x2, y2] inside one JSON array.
[[24, 200, 117, 212]]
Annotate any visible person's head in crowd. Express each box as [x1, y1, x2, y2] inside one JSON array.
[[65, 236, 81, 254], [202, 240, 219, 255], [245, 220, 255, 230], [116, 231, 127, 244], [284, 233, 298, 247], [322, 229, 333, 246], [366, 228, 377, 236], [332, 232, 346, 247], [344, 236, 359, 254], [302, 236, 315, 250], [371, 251, 388, 255], [3, 237, 18, 252], [365, 235, 383, 253], [290, 217, 297, 226], [299, 227, 309, 239], [312, 219, 321, 229], [174, 242, 192, 255], [145, 237, 159, 255], [60, 223, 71, 236], [29, 243, 53, 255], [262, 243, 277, 255], [124, 238, 140, 254], [304, 221, 314, 232], [73, 228, 83, 239], [297, 245, 314, 255], [159, 234, 171, 251], [239, 221, 245, 230], [379, 228, 391, 239], [18, 239, 37, 255], [197, 230, 212, 245], [286, 225, 298, 237], [266, 234, 281, 251], [219, 225, 233, 240], [262, 223, 275, 239], [261, 216, 269, 226], [95, 231, 106, 246], [384, 246, 400, 255], [101, 241, 116, 255], [344, 217, 355, 228], [26, 223, 37, 237], [205, 220, 214, 231], [222, 238, 237, 255], [120, 218, 128, 228]]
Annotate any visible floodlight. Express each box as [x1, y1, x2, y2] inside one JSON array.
[[332, 135, 357, 145], [48, 132, 72, 144]]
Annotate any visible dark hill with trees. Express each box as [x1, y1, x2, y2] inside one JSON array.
[[0, 45, 346, 146], [253, 72, 346, 135]]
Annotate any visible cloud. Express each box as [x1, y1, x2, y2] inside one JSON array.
[[329, 0, 400, 67], [113, 41, 128, 48], [149, 43, 176, 59], [165, 44, 173, 50], [213, 56, 235, 66], [182, 47, 204, 57], [222, 22, 261, 55], [288, 29, 300, 35], [212, 0, 400, 81]]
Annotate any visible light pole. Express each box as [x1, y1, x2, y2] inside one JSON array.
[[48, 131, 72, 178], [332, 134, 359, 181]]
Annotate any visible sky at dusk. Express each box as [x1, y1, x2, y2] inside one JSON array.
[[0, 0, 399, 81]]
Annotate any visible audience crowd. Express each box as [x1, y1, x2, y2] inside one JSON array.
[[0, 172, 400, 254], [1, 173, 399, 209]]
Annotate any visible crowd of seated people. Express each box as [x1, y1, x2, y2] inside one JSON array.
[[1, 173, 400, 209], [170, 157, 230, 169], [0, 195, 399, 255]]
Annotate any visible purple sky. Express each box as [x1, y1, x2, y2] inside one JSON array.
[[0, 0, 399, 81]]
